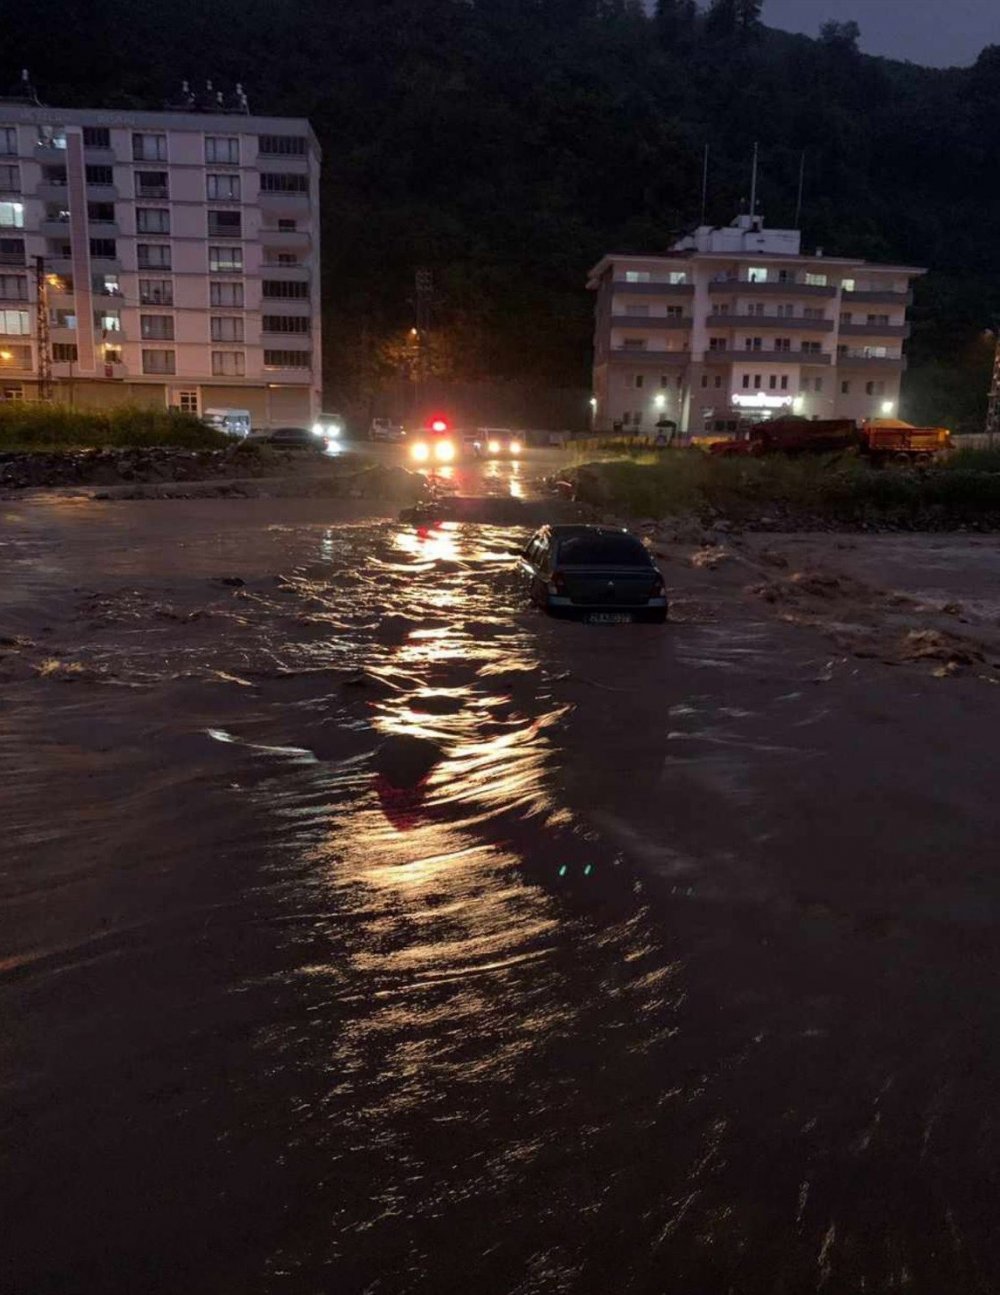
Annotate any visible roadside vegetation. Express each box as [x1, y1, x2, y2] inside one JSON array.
[[572, 452, 1000, 528], [0, 404, 228, 451]]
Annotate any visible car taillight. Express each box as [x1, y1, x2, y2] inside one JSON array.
[[650, 572, 665, 595], [551, 570, 567, 593]]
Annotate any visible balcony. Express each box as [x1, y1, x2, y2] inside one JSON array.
[[839, 322, 911, 339], [87, 221, 120, 238], [0, 251, 26, 267], [135, 185, 169, 200], [611, 315, 691, 330], [260, 227, 311, 250], [843, 288, 914, 306], [35, 181, 70, 203], [709, 279, 837, 299], [34, 142, 68, 163], [610, 280, 692, 296], [260, 260, 310, 276], [838, 352, 907, 370], [39, 218, 72, 238], [707, 348, 832, 365], [85, 182, 118, 201], [706, 313, 834, 332], [258, 188, 310, 209], [608, 348, 689, 365]]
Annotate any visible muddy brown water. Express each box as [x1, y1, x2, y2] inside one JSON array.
[[3, 498, 1000, 1294]]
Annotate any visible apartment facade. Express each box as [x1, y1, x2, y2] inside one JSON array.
[[588, 214, 924, 436], [0, 99, 321, 424]]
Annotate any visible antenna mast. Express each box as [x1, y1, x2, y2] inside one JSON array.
[[749, 142, 759, 218], [700, 144, 710, 225], [794, 151, 806, 228]]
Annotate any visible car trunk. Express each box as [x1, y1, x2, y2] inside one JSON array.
[[560, 566, 659, 607]]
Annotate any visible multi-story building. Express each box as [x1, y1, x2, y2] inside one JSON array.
[[0, 90, 321, 424], [588, 213, 924, 436]]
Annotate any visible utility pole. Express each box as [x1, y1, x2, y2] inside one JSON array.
[[987, 323, 1000, 446], [413, 267, 433, 415], [34, 255, 53, 401]]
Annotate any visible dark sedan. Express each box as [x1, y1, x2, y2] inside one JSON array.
[[519, 525, 667, 623], [265, 426, 326, 449]]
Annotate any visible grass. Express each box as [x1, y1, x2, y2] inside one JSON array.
[[0, 403, 229, 451], [573, 453, 1000, 525]]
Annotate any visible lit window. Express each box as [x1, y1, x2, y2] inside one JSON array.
[[624, 271, 650, 283], [747, 267, 768, 284], [805, 273, 828, 287], [0, 201, 24, 229]]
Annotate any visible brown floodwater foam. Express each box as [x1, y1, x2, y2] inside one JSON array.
[[3, 499, 1000, 1293]]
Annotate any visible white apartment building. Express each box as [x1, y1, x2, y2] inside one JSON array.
[[588, 214, 924, 436], [0, 94, 321, 424]]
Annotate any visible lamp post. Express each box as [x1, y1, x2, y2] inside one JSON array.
[[589, 395, 597, 432]]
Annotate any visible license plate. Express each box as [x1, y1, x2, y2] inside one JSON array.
[[588, 612, 632, 624]]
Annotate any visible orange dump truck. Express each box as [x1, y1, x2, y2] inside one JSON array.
[[859, 419, 952, 465], [708, 416, 951, 464]]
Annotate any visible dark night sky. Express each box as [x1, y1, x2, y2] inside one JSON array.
[[762, 0, 998, 67]]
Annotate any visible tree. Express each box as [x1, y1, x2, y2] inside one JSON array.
[[704, 0, 737, 38], [654, 0, 696, 43], [735, 0, 764, 31], [820, 19, 861, 52]]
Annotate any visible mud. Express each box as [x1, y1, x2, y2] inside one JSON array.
[[3, 499, 1000, 1294]]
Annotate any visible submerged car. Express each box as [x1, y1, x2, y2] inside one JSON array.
[[265, 426, 326, 450], [519, 525, 667, 623], [473, 428, 523, 459]]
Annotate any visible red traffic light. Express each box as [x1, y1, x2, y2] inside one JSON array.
[[430, 418, 448, 433]]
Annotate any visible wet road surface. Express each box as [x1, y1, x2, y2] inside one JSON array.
[[3, 500, 1000, 1294]]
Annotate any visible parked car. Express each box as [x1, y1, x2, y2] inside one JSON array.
[[519, 525, 667, 623], [369, 417, 406, 443], [472, 428, 523, 458], [265, 426, 326, 450]]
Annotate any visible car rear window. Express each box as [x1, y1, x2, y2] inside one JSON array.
[[557, 535, 649, 566]]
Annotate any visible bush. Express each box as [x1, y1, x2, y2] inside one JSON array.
[[0, 403, 229, 450]]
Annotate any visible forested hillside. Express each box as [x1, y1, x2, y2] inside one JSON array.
[[6, 0, 1000, 427]]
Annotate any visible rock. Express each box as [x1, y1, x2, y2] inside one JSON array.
[[217, 576, 245, 587], [373, 733, 444, 788], [941, 602, 963, 616]]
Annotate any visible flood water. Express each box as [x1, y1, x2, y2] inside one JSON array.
[[3, 498, 1000, 1294]]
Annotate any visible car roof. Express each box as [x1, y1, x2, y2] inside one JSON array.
[[272, 425, 310, 433], [540, 524, 631, 539]]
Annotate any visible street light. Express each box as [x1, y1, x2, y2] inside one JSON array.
[[792, 394, 805, 414], [881, 400, 895, 416], [653, 393, 666, 411]]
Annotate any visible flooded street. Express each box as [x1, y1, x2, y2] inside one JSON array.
[[3, 498, 1000, 1294]]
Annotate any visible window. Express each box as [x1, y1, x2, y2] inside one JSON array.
[[0, 165, 19, 193], [48, 272, 73, 292], [50, 309, 76, 329], [633, 374, 644, 390], [207, 173, 241, 201], [208, 211, 242, 237], [210, 316, 244, 342], [863, 346, 889, 359], [178, 391, 198, 414], [262, 279, 308, 299], [276, 253, 298, 266], [777, 303, 794, 318], [805, 273, 828, 287], [749, 303, 765, 317], [622, 338, 646, 351], [1, 384, 23, 399], [867, 314, 890, 327], [211, 351, 245, 376], [814, 378, 823, 393], [205, 136, 240, 165], [51, 241, 72, 259], [865, 381, 875, 396], [133, 133, 167, 161], [745, 337, 763, 351], [139, 278, 172, 305], [209, 246, 243, 272], [43, 166, 67, 187], [140, 314, 174, 340], [142, 349, 175, 374], [842, 278, 856, 293], [769, 375, 778, 390], [841, 380, 851, 395], [0, 309, 29, 334], [93, 273, 121, 296], [0, 345, 30, 366], [96, 310, 121, 332], [780, 376, 789, 390], [0, 201, 24, 229], [777, 269, 791, 283], [659, 375, 669, 388], [262, 314, 309, 334], [277, 218, 296, 232], [138, 243, 171, 269], [839, 313, 853, 325], [0, 128, 16, 155], [624, 270, 650, 283], [714, 376, 722, 389], [137, 208, 169, 233], [801, 340, 822, 355], [627, 303, 650, 317], [53, 343, 78, 362], [632, 410, 644, 427], [715, 302, 730, 315], [708, 337, 726, 352], [665, 305, 683, 319], [701, 375, 709, 389], [210, 281, 244, 308], [259, 172, 308, 192], [747, 267, 768, 284], [804, 307, 824, 320], [263, 349, 311, 368], [102, 346, 122, 364], [753, 374, 762, 389], [668, 271, 687, 285], [774, 338, 792, 353], [258, 134, 307, 155], [0, 274, 27, 299], [83, 127, 110, 148], [86, 164, 113, 186], [87, 202, 114, 224], [742, 374, 750, 389], [89, 238, 116, 259], [136, 171, 168, 199]]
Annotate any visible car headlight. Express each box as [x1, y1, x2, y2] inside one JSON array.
[[509, 440, 522, 455], [411, 442, 430, 463], [435, 439, 455, 462], [488, 440, 501, 454], [312, 423, 324, 437]]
